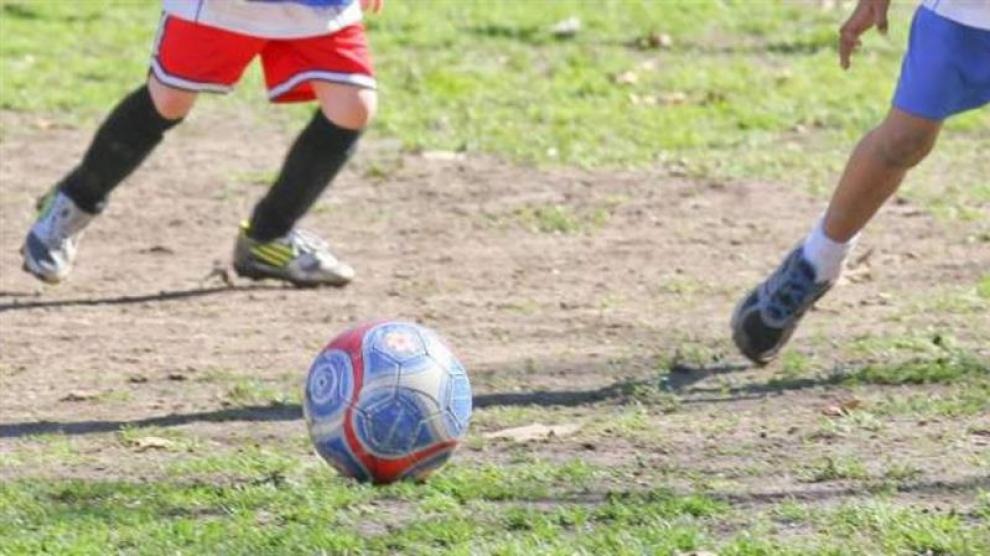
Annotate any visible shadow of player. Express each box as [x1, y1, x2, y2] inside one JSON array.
[[0, 358, 763, 439], [0, 283, 285, 313]]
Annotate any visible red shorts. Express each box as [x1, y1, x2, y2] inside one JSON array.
[[150, 15, 375, 103]]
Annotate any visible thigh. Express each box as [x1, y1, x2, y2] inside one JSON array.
[[151, 14, 265, 94]]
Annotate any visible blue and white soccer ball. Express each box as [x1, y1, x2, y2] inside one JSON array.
[[303, 321, 472, 483]]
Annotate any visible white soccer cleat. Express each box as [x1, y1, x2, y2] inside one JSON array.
[[22, 191, 95, 284]]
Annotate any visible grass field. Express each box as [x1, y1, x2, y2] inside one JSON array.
[[1, 1, 987, 185], [1, 1, 989, 554]]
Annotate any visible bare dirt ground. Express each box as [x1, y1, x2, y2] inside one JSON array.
[[1, 109, 988, 519]]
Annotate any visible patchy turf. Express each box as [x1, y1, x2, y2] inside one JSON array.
[[1, 1, 988, 554], [1, 0, 987, 189]]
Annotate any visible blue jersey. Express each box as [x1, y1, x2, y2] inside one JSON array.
[[921, 0, 990, 30], [163, 0, 362, 39]]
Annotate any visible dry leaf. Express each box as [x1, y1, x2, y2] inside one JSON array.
[[129, 436, 175, 451], [61, 391, 99, 402], [822, 398, 863, 417], [841, 398, 863, 411], [629, 93, 657, 106], [420, 150, 465, 161], [638, 59, 659, 71], [660, 91, 688, 105], [822, 404, 844, 417], [840, 248, 874, 285], [31, 117, 73, 131], [613, 71, 639, 85], [842, 266, 873, 285], [483, 423, 581, 442], [549, 16, 581, 38], [633, 31, 673, 50], [647, 32, 674, 49]]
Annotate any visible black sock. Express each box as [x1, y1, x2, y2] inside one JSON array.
[[248, 111, 362, 242], [59, 84, 182, 213]]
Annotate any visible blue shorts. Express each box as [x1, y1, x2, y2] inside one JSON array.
[[893, 6, 990, 120]]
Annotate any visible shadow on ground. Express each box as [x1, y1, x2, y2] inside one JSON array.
[[0, 284, 287, 313], [2, 358, 886, 439], [485, 474, 990, 513]]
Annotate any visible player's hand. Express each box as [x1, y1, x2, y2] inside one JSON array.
[[361, 0, 383, 14], [839, 0, 890, 69]]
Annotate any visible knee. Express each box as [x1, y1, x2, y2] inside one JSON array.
[[147, 76, 196, 120], [873, 120, 939, 170], [349, 91, 377, 128], [318, 86, 377, 130]]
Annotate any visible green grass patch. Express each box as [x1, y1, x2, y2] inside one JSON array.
[[0, 458, 725, 555], [1, 433, 87, 469], [513, 203, 610, 234], [823, 501, 990, 555], [223, 378, 296, 407], [844, 352, 988, 386], [800, 455, 869, 483], [978, 275, 990, 300], [2, 0, 987, 200], [166, 445, 302, 479], [843, 333, 988, 387], [723, 500, 990, 555], [874, 379, 990, 418]]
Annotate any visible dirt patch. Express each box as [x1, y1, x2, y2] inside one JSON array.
[[1, 109, 988, 515]]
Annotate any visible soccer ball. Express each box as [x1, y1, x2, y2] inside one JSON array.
[[303, 321, 472, 484]]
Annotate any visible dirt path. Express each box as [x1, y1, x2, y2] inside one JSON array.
[[1, 109, 987, 516]]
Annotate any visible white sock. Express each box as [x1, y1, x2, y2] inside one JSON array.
[[801, 219, 856, 283]]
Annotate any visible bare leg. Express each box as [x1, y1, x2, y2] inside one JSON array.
[[823, 107, 941, 242], [22, 76, 195, 283], [234, 82, 376, 286], [147, 74, 198, 119], [313, 80, 377, 130], [731, 107, 943, 364]]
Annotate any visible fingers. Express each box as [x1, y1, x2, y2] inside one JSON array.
[[874, 0, 891, 34], [837, 2, 874, 69], [838, 0, 893, 67], [363, 0, 383, 14], [839, 7, 864, 68], [839, 32, 860, 69], [875, 15, 888, 34], [838, 22, 863, 69]]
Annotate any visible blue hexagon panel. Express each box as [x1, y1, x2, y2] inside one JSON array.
[[305, 349, 354, 420], [354, 387, 438, 458]]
